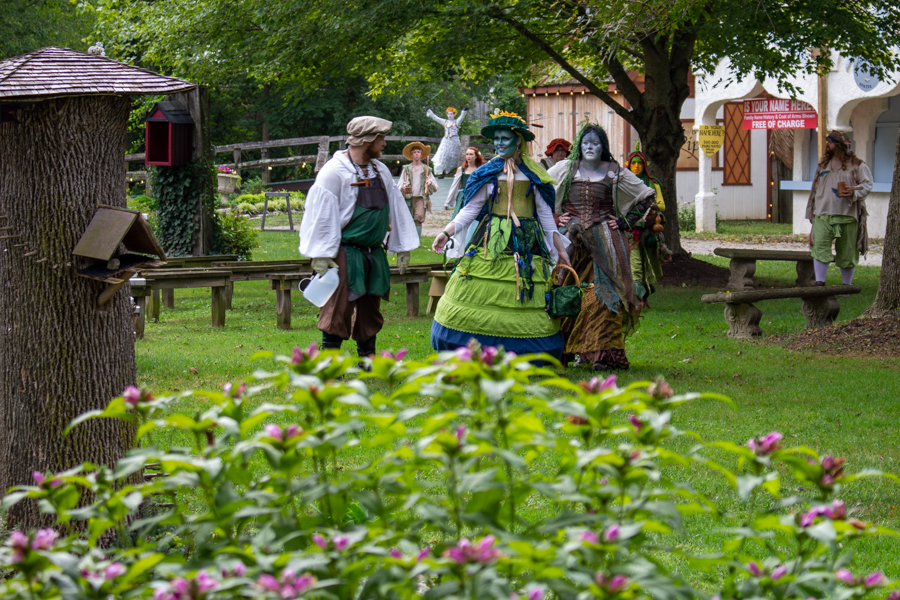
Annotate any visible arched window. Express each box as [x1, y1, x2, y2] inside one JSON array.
[[873, 95, 900, 184]]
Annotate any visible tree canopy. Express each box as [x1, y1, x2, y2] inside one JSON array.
[[0, 0, 93, 59], [92, 0, 900, 251]]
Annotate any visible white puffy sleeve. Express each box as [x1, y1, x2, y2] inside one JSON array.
[[535, 192, 567, 263], [426, 108, 447, 126], [445, 182, 490, 258], [381, 163, 420, 253], [298, 172, 342, 258], [444, 170, 463, 208], [853, 162, 874, 203], [612, 168, 656, 216]]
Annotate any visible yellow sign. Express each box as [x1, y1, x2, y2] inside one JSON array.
[[698, 125, 725, 156]]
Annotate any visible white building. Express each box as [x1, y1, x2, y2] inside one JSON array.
[[693, 54, 900, 237]]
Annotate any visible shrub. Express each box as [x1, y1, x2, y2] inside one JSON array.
[[289, 191, 306, 211], [234, 192, 265, 206], [677, 203, 721, 231], [1, 346, 898, 600], [127, 194, 158, 212], [236, 202, 257, 214], [214, 211, 259, 259], [241, 175, 266, 195], [267, 198, 287, 212]]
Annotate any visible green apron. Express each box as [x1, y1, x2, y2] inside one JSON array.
[[342, 174, 391, 298]]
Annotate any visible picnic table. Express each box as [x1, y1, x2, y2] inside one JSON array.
[[130, 269, 232, 335], [713, 248, 815, 291]]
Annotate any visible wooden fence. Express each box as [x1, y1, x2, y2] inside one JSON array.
[[126, 134, 493, 185]]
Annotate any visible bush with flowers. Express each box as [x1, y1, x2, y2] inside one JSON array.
[[1, 342, 898, 600]]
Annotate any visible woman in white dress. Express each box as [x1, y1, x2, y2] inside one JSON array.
[[426, 106, 468, 177]]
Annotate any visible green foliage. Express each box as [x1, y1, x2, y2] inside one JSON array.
[[236, 202, 257, 214], [240, 176, 267, 195], [127, 194, 160, 234], [214, 211, 259, 259], [677, 203, 720, 232], [0, 0, 93, 60], [234, 192, 265, 206], [152, 161, 218, 257], [3, 347, 900, 599]]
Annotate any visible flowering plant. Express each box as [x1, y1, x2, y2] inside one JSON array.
[[0, 344, 897, 599]]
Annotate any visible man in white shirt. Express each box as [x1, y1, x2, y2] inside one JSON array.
[[298, 116, 419, 356]]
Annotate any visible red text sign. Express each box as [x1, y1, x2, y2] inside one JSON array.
[[742, 99, 817, 130]]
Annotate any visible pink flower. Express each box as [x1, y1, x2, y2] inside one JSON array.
[[603, 524, 620, 542], [123, 385, 143, 406], [171, 578, 191, 596], [629, 415, 642, 429], [258, 574, 280, 591], [747, 431, 782, 456], [836, 569, 855, 585], [527, 586, 545, 600], [647, 378, 673, 398], [380, 349, 408, 360], [195, 572, 218, 593], [455, 425, 467, 444], [390, 548, 403, 559], [828, 500, 847, 520], [31, 528, 58, 550], [7, 531, 28, 563], [481, 346, 498, 365], [821, 455, 835, 470], [849, 518, 866, 530], [455, 347, 473, 361], [608, 575, 629, 592], [580, 531, 599, 544], [772, 566, 787, 580], [104, 562, 126, 580], [416, 547, 431, 562], [887, 591, 899, 600], [285, 425, 303, 439], [748, 561, 762, 577], [443, 536, 500, 565], [32, 471, 44, 485], [264, 424, 284, 441], [580, 374, 617, 393], [312, 533, 327, 550], [821, 475, 835, 486], [223, 382, 246, 398], [333, 534, 350, 551], [865, 573, 887, 588]]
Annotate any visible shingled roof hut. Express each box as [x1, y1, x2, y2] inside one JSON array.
[[0, 47, 195, 530]]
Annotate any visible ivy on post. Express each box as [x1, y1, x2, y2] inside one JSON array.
[[148, 87, 217, 256]]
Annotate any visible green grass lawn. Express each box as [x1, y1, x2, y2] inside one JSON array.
[[136, 230, 900, 575]]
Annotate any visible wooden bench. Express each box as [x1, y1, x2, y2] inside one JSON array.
[[713, 248, 815, 291], [701, 285, 861, 338], [426, 270, 450, 314], [142, 255, 238, 308], [140, 268, 232, 328], [266, 263, 440, 329]]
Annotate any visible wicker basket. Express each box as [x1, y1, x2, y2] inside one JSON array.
[[581, 283, 597, 308]]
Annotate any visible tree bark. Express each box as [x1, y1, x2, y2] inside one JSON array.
[[0, 96, 137, 530], [864, 127, 900, 316]]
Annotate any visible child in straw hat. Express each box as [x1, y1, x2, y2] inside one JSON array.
[[399, 141, 439, 237]]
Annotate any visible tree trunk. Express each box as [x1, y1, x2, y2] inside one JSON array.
[[864, 128, 900, 316], [0, 96, 137, 530]]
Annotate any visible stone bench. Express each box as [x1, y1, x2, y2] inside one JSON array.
[[713, 248, 815, 291], [701, 285, 861, 338]]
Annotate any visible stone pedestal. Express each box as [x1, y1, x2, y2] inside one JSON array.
[[724, 302, 762, 338], [801, 296, 840, 329]]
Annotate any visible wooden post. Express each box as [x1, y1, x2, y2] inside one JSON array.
[[162, 288, 175, 308], [274, 279, 292, 329], [261, 147, 270, 185], [315, 136, 330, 172], [211, 286, 226, 327], [261, 194, 269, 231], [224, 280, 233, 309], [817, 48, 828, 158], [150, 288, 161, 321], [233, 148, 242, 181], [406, 282, 420, 317], [133, 295, 146, 338]]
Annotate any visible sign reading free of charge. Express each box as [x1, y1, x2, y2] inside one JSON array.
[[742, 99, 817, 130]]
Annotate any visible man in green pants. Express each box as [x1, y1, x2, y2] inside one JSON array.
[[298, 116, 419, 357], [805, 130, 872, 286]]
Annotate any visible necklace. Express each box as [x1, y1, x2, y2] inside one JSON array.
[[346, 152, 378, 187]]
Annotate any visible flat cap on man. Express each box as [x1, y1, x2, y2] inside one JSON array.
[[346, 116, 393, 146]]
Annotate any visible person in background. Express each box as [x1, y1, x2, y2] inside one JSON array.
[[443, 146, 485, 214], [399, 141, 439, 237], [298, 116, 418, 357], [541, 138, 571, 170], [625, 145, 667, 307], [805, 130, 872, 286]]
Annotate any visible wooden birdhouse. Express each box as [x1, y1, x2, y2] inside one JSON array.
[[73, 206, 167, 305], [144, 100, 194, 166]]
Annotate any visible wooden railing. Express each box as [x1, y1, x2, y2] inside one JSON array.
[[125, 134, 493, 185]]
